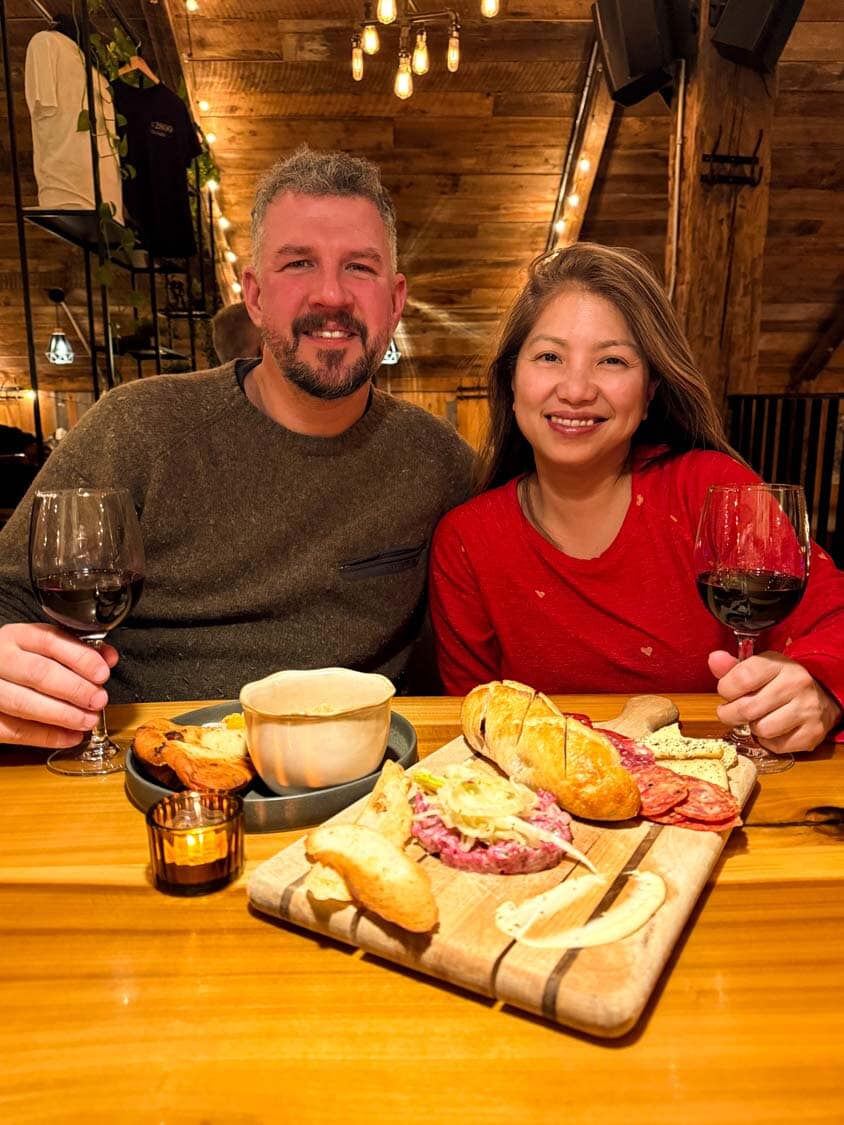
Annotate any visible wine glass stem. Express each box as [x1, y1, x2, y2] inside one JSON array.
[[82, 636, 111, 758], [734, 633, 756, 739]]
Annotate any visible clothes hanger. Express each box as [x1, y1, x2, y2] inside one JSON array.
[[117, 54, 160, 84]]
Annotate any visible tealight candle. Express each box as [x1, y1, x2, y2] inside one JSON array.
[[147, 791, 244, 896]]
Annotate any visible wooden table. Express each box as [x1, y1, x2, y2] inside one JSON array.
[[2, 695, 843, 1125]]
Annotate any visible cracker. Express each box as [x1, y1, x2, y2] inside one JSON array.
[[661, 758, 730, 790], [645, 723, 733, 762]]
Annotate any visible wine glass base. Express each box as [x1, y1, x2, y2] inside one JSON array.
[[728, 730, 794, 774], [47, 740, 126, 777]]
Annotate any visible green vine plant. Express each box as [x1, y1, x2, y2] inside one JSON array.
[[69, 3, 146, 286]]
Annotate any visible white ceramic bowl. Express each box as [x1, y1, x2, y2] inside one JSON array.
[[239, 668, 396, 794]]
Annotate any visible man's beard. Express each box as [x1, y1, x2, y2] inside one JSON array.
[[262, 311, 386, 401]]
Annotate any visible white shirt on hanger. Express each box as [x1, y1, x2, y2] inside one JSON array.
[[25, 30, 124, 222]]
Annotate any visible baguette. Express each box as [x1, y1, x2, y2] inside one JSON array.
[[460, 680, 641, 821]]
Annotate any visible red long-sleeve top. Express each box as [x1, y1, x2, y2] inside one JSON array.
[[429, 450, 844, 708]]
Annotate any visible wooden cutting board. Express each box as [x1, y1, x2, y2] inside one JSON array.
[[248, 697, 756, 1037]]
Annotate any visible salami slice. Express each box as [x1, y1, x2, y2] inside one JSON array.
[[670, 776, 741, 823], [648, 807, 743, 833], [634, 765, 688, 815], [601, 728, 656, 771]]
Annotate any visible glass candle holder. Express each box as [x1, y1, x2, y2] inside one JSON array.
[[146, 791, 244, 896]]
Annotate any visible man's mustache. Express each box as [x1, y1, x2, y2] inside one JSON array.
[[292, 312, 368, 347]]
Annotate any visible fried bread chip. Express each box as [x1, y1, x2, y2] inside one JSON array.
[[305, 823, 438, 933], [133, 718, 254, 792]]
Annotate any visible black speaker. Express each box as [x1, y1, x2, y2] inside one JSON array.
[[591, 1, 695, 107], [713, 0, 805, 72]]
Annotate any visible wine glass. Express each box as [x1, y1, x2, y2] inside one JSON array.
[[694, 483, 810, 774], [29, 488, 145, 776]]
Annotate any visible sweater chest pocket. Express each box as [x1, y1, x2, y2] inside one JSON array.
[[339, 542, 427, 580]]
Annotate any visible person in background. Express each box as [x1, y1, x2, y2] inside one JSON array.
[[429, 242, 844, 755], [0, 147, 474, 750], [211, 301, 262, 364]]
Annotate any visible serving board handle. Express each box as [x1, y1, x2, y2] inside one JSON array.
[[595, 695, 679, 740]]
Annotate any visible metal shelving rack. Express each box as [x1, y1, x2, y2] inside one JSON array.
[[0, 0, 215, 447]]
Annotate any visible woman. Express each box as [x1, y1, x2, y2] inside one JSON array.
[[429, 243, 844, 754]]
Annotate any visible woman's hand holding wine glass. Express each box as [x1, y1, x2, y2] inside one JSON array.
[[27, 488, 144, 775], [708, 648, 842, 757]]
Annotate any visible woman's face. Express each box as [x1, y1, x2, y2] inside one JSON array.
[[512, 286, 655, 479]]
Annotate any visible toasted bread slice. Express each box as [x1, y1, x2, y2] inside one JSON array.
[[133, 718, 254, 792], [305, 824, 438, 933], [304, 759, 413, 903]]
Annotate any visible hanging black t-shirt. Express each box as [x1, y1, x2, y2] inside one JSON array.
[[112, 80, 202, 258]]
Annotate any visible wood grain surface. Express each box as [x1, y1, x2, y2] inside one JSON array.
[[1, 694, 843, 1125]]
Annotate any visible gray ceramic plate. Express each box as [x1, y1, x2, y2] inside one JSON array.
[[124, 701, 417, 833]]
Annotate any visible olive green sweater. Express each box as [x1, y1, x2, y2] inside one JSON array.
[[0, 365, 474, 702]]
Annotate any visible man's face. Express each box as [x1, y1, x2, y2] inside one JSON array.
[[242, 192, 406, 400]]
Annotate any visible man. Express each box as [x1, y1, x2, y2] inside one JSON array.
[[211, 301, 261, 364], [0, 148, 474, 749]]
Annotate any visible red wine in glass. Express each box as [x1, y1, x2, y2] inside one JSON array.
[[29, 489, 145, 776], [694, 484, 810, 775], [33, 569, 144, 636]]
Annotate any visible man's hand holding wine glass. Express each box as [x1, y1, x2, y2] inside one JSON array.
[[708, 647, 842, 757], [0, 621, 118, 749]]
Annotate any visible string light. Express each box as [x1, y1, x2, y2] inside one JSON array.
[[185, 0, 199, 11], [231, 281, 242, 295], [205, 132, 217, 145], [412, 30, 429, 76], [205, 178, 219, 192], [198, 99, 210, 112], [554, 219, 566, 234], [578, 157, 591, 173], [480, 0, 499, 15], [567, 192, 580, 208], [218, 215, 231, 230], [225, 249, 237, 264]]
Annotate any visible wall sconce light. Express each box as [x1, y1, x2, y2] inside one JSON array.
[[46, 288, 74, 366]]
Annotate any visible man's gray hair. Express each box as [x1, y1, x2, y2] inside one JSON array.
[[250, 146, 398, 270]]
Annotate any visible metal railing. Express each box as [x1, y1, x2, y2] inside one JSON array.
[[727, 393, 843, 566]]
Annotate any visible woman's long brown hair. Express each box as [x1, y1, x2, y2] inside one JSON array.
[[476, 242, 740, 493]]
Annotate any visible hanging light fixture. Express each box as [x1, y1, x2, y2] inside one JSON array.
[[350, 3, 491, 98], [362, 1, 380, 53], [351, 34, 365, 81], [412, 29, 429, 76], [46, 289, 74, 366], [394, 50, 413, 99], [377, 0, 397, 24], [447, 19, 461, 73]]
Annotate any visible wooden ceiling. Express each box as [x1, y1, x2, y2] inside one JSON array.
[[1, 0, 843, 409]]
